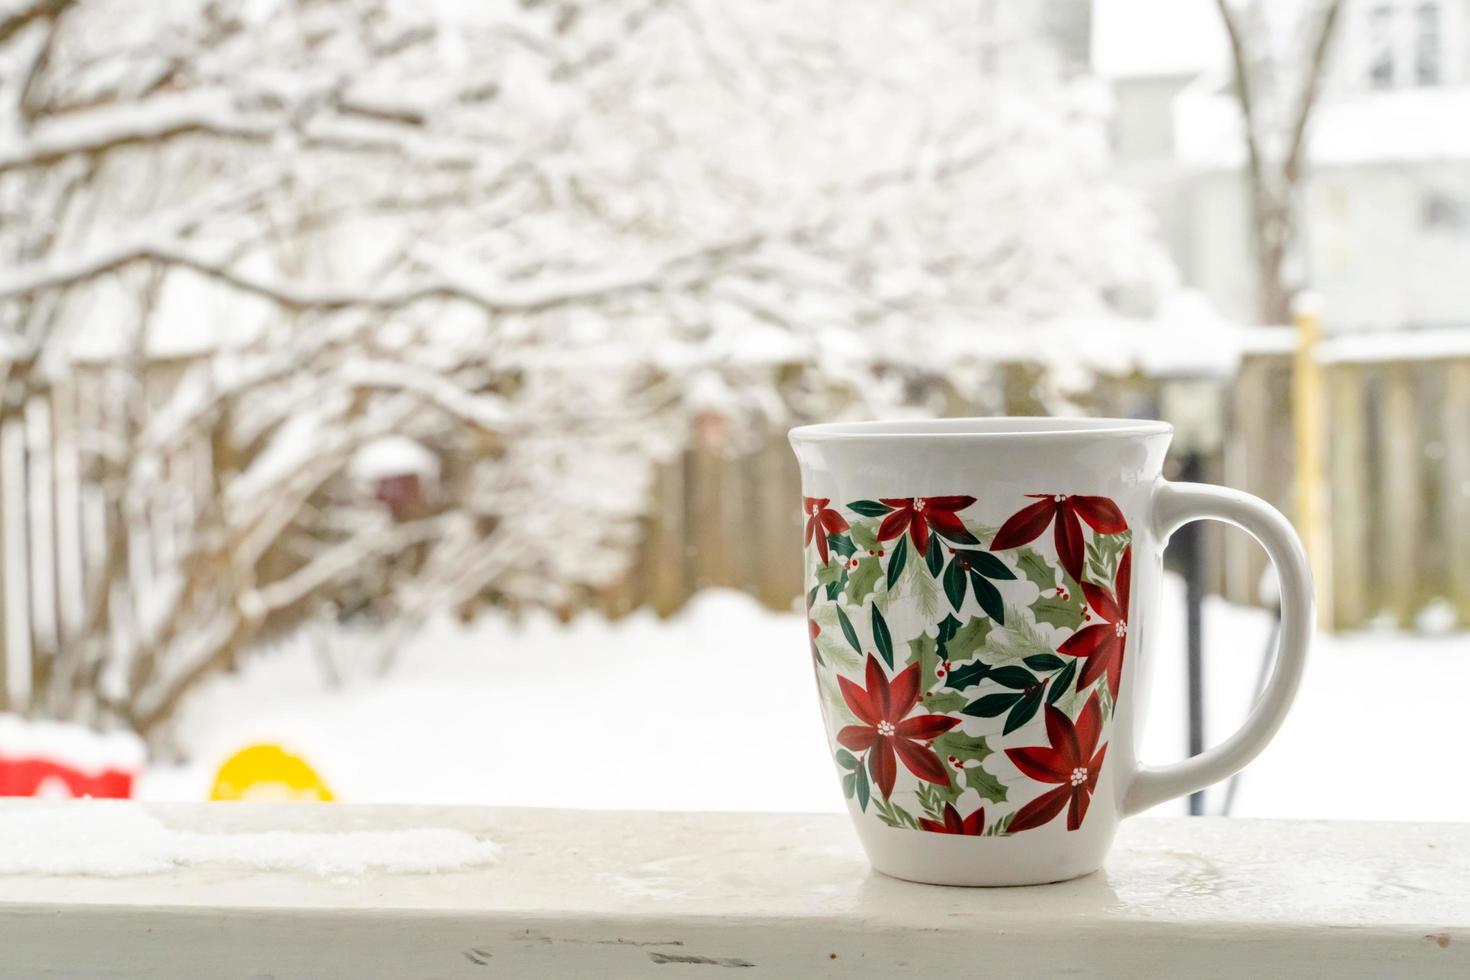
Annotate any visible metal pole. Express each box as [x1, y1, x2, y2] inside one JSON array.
[[1178, 451, 1207, 816]]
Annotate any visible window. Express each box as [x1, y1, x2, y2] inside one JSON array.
[[1416, 2, 1442, 84], [1423, 191, 1470, 232], [1362, 0, 1457, 88], [1369, 4, 1397, 88]]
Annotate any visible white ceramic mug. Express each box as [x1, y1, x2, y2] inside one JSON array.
[[788, 418, 1311, 886]]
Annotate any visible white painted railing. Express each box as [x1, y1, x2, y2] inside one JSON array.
[[0, 802, 1465, 978]]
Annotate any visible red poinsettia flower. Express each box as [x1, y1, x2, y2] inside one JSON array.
[[836, 655, 961, 799], [1005, 694, 1108, 832], [803, 497, 850, 565], [989, 494, 1126, 582], [1060, 547, 1132, 699], [918, 802, 987, 835], [875, 495, 977, 554]]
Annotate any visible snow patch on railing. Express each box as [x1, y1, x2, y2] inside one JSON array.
[[0, 803, 499, 878]]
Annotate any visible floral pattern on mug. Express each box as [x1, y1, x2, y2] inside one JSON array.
[[805, 493, 1133, 836]]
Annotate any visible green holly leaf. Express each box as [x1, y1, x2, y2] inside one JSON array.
[[847, 500, 893, 518], [967, 551, 1017, 581], [1003, 685, 1045, 735], [924, 533, 944, 576], [970, 570, 1005, 624], [854, 760, 870, 811], [988, 666, 1035, 689], [965, 764, 1009, 804], [1048, 658, 1078, 703], [871, 603, 893, 668], [932, 730, 991, 764], [1025, 653, 1067, 671], [835, 605, 861, 652], [962, 692, 1020, 716], [942, 558, 967, 610], [945, 617, 992, 661], [842, 771, 856, 800], [934, 523, 980, 545], [815, 558, 843, 586], [885, 535, 908, 591], [936, 614, 962, 652], [828, 533, 856, 558], [825, 566, 848, 601], [907, 632, 937, 667], [921, 690, 968, 713], [1031, 573, 1084, 631], [845, 556, 883, 605], [835, 749, 860, 771], [946, 660, 991, 690], [908, 633, 943, 693], [849, 521, 879, 552], [1015, 546, 1057, 592]]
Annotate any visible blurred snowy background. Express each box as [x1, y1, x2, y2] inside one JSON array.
[[0, 0, 1467, 817]]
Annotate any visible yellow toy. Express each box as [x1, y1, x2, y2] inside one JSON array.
[[209, 744, 334, 802]]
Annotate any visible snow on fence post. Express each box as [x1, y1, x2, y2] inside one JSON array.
[[1292, 296, 1330, 630], [1327, 363, 1370, 630], [642, 461, 688, 618], [755, 434, 802, 610], [1379, 364, 1426, 628], [1447, 361, 1470, 626]]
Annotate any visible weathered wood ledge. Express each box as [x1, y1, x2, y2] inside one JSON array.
[[0, 803, 1465, 978]]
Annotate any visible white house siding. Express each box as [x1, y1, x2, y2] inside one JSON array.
[[1099, 0, 1470, 330], [1308, 160, 1470, 330]]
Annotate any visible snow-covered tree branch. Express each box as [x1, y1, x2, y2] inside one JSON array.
[[1, 0, 1170, 740]]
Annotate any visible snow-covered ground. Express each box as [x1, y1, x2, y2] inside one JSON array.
[[141, 577, 1468, 821]]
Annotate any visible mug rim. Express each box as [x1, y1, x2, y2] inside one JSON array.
[[789, 416, 1173, 444]]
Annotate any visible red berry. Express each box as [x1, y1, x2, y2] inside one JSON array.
[[878, 549, 885, 556]]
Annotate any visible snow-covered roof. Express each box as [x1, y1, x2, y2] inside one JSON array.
[[1177, 85, 1470, 169], [1091, 0, 1226, 80], [1317, 325, 1470, 363]]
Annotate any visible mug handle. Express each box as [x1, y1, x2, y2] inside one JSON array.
[[1123, 480, 1314, 815]]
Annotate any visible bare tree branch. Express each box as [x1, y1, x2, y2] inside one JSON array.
[[1214, 0, 1268, 198], [1282, 0, 1344, 186], [0, 231, 765, 313], [1214, 0, 1346, 322], [0, 0, 72, 46]]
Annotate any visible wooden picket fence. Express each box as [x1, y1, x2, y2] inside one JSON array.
[[601, 351, 1470, 632], [2, 344, 1467, 711]]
